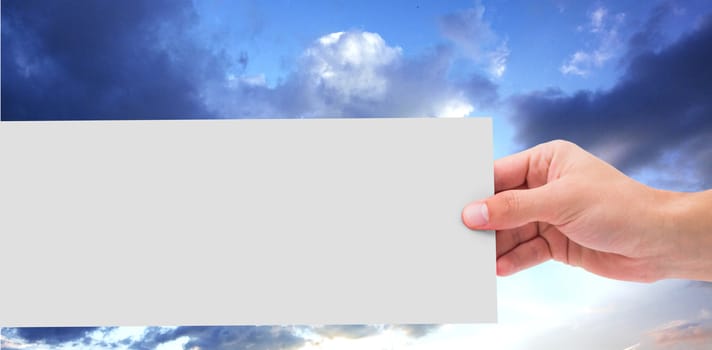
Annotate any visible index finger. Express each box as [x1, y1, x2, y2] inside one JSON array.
[[494, 142, 554, 192], [494, 148, 533, 192]]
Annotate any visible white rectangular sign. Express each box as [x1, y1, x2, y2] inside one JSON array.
[[0, 118, 496, 326]]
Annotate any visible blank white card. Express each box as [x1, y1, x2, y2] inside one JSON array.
[[0, 118, 496, 326]]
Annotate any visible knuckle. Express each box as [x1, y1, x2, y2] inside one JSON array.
[[544, 139, 579, 155], [549, 139, 573, 149]]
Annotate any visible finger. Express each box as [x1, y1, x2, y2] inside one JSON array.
[[497, 236, 552, 276], [462, 185, 558, 231], [494, 142, 556, 192], [537, 223, 570, 263], [493, 148, 534, 193], [486, 187, 552, 230], [495, 223, 539, 257]]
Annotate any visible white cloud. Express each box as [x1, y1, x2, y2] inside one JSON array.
[[560, 51, 591, 76], [303, 31, 401, 102], [437, 98, 474, 118], [560, 6, 625, 76], [590, 7, 607, 33], [439, 4, 510, 78], [206, 30, 497, 119], [0, 331, 36, 350], [487, 41, 510, 78], [229, 74, 266, 87]]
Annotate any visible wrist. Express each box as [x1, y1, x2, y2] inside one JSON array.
[[658, 189, 712, 281]]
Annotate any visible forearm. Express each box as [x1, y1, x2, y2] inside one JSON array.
[[660, 189, 712, 281]]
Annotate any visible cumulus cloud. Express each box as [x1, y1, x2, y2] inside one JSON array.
[[439, 4, 510, 78], [510, 12, 712, 190], [305, 31, 401, 102], [208, 30, 498, 118], [560, 6, 625, 76]]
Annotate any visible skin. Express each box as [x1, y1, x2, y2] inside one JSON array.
[[461, 140, 712, 282]]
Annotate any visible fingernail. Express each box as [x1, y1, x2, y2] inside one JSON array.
[[462, 202, 489, 228]]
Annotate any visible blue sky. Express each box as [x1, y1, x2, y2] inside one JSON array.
[[2, 0, 712, 349]]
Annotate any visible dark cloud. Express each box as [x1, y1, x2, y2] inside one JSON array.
[[1, 0, 236, 120], [130, 326, 304, 350], [509, 12, 712, 190], [625, 2, 672, 59], [2, 327, 99, 345]]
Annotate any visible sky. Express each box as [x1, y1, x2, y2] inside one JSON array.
[[2, 0, 712, 349]]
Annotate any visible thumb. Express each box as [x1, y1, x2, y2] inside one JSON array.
[[462, 186, 558, 230]]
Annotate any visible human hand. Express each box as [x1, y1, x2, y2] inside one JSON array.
[[461, 140, 712, 282]]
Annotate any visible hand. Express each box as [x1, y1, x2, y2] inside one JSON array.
[[461, 140, 712, 282]]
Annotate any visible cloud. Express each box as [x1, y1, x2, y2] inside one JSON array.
[[310, 325, 382, 339], [130, 324, 439, 349], [626, 3, 672, 59], [1, 324, 441, 349], [389, 324, 440, 338], [439, 4, 510, 77], [0, 337, 26, 350], [3, 326, 305, 350], [510, 12, 712, 190], [561, 6, 625, 76], [1, 0, 235, 120], [309, 324, 440, 340], [129, 326, 304, 350], [2, 3, 497, 120], [304, 31, 401, 102], [646, 319, 712, 349], [521, 280, 712, 350], [208, 30, 498, 118], [1, 327, 100, 346], [590, 7, 608, 32]]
